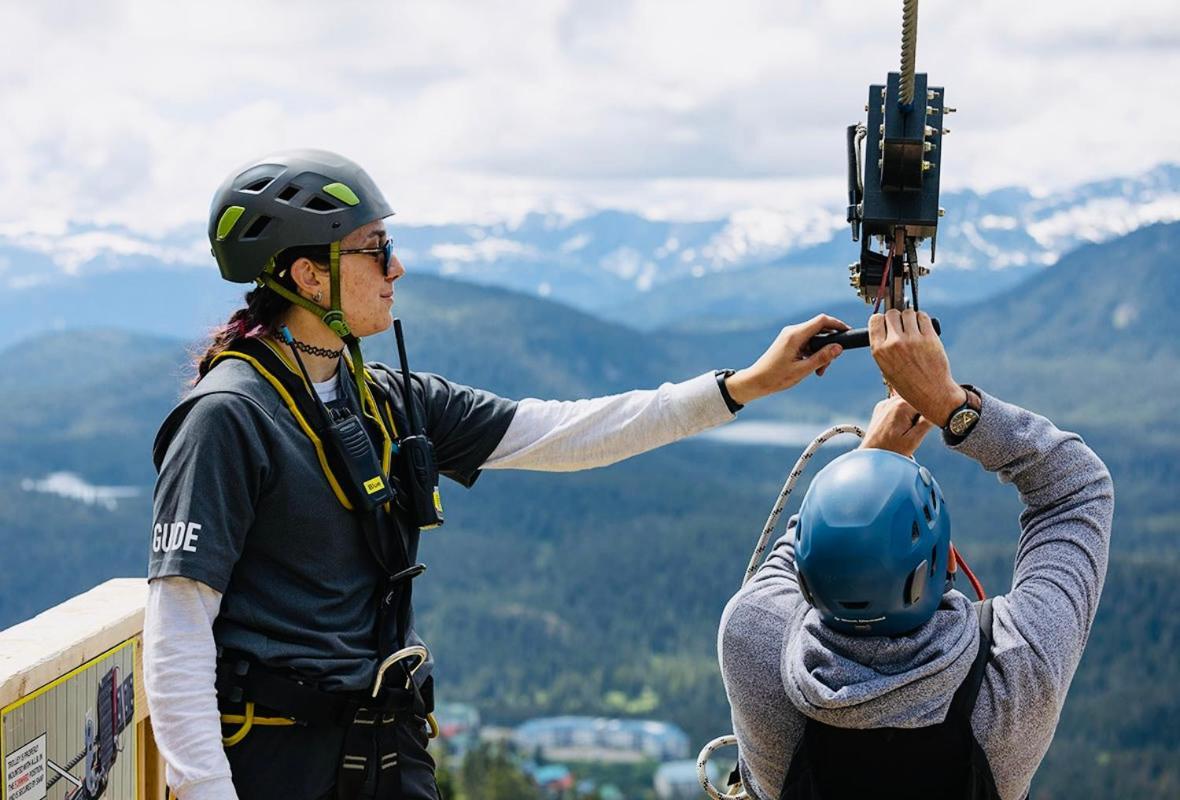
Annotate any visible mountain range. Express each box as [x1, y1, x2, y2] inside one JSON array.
[[1, 218, 1177, 797], [2, 164, 1177, 345]]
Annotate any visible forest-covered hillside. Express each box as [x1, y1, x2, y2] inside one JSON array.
[[1, 225, 1177, 797]]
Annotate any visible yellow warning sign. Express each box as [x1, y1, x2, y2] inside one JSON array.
[[1, 639, 136, 800]]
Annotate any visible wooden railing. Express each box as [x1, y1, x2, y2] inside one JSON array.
[[0, 579, 164, 800]]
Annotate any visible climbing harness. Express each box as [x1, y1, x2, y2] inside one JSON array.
[[207, 333, 441, 795], [777, 600, 1002, 799]]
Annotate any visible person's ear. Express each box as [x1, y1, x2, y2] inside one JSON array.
[[288, 257, 326, 300]]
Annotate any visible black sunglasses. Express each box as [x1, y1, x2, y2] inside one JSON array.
[[339, 239, 395, 276]]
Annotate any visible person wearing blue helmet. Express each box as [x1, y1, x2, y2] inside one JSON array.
[[718, 309, 1114, 800], [793, 445, 952, 638]]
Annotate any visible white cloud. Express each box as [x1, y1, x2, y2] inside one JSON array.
[[21, 472, 140, 511], [0, 0, 1177, 233], [430, 238, 535, 263]]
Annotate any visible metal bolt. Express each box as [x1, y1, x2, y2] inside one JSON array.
[[878, 158, 884, 169], [924, 142, 936, 152], [926, 106, 938, 116], [924, 125, 937, 137], [922, 161, 934, 171], [938, 207, 946, 217], [942, 128, 951, 135], [879, 123, 886, 135], [944, 107, 957, 113], [916, 265, 931, 277], [928, 90, 940, 100], [865, 103, 870, 112]]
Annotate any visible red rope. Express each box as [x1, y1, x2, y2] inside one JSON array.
[[872, 230, 904, 314], [951, 543, 986, 600], [872, 247, 894, 314]]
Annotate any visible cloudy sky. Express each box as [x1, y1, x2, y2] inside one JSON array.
[[1, 0, 1177, 233]]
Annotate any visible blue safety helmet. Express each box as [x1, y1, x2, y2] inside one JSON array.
[[794, 449, 952, 636]]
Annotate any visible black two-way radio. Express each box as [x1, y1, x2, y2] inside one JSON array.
[[280, 326, 394, 513], [393, 318, 445, 530]]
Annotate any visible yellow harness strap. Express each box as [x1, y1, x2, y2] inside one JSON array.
[[221, 702, 297, 748], [209, 342, 402, 514]]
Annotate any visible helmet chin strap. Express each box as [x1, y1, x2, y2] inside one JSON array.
[[259, 241, 370, 406]]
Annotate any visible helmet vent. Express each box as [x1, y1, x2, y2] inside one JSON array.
[[930, 488, 939, 512], [304, 196, 339, 213], [241, 215, 272, 240], [923, 504, 933, 523], [929, 547, 937, 576], [242, 178, 273, 193], [276, 184, 301, 202], [838, 601, 869, 610], [905, 561, 927, 606], [911, 521, 920, 544]]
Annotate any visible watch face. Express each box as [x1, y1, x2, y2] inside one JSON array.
[[949, 408, 980, 436]]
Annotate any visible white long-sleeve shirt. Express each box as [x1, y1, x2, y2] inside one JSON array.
[[145, 372, 735, 798]]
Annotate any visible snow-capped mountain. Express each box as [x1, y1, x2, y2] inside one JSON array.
[[3, 164, 1177, 331]]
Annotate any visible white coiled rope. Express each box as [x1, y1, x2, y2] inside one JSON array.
[[698, 424, 866, 800]]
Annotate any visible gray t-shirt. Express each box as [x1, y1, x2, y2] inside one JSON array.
[[149, 356, 516, 691]]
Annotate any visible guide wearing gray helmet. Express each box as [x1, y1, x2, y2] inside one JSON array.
[[144, 149, 854, 800], [718, 310, 1113, 800]]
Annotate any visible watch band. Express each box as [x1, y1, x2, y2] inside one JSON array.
[[715, 369, 744, 414], [943, 384, 982, 443]]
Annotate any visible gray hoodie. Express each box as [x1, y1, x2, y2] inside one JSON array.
[[718, 391, 1114, 800]]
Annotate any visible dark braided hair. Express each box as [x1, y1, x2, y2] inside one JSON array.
[[192, 245, 329, 383]]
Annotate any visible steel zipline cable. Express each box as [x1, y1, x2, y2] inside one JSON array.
[[899, 0, 919, 106]]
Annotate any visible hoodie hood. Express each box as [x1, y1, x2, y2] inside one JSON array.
[[783, 590, 979, 729]]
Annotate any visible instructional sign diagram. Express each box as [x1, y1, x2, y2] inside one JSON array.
[[2, 640, 136, 800]]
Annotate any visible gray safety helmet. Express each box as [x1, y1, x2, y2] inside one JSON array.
[[209, 148, 394, 284], [207, 149, 395, 403]]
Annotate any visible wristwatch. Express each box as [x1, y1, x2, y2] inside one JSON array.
[[944, 386, 982, 441], [715, 369, 744, 414]]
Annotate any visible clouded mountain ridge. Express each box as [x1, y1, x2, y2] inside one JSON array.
[[3, 164, 1177, 335]]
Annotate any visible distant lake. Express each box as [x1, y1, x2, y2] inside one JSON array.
[[697, 419, 867, 448]]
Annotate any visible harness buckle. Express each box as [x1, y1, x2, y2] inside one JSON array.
[[383, 563, 426, 606]]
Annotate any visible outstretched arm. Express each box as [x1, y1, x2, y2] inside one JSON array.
[[484, 315, 847, 471]]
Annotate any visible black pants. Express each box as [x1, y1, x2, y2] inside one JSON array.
[[222, 713, 439, 800]]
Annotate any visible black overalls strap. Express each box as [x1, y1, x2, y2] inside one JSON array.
[[779, 599, 1003, 800]]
